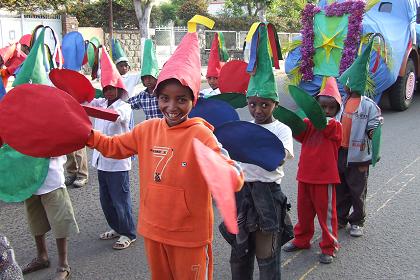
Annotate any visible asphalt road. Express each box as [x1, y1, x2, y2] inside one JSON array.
[[1, 82, 420, 280]]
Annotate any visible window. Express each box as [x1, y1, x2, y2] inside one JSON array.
[[379, 2, 392, 13]]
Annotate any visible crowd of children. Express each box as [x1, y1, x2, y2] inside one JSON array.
[[0, 18, 383, 280]]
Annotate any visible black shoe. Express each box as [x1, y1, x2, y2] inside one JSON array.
[[319, 253, 333, 264], [282, 242, 302, 252]]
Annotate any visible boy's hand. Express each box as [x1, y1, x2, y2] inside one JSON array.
[[368, 129, 374, 139]]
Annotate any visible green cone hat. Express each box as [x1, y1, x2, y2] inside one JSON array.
[[141, 39, 159, 79], [112, 39, 129, 65], [13, 28, 49, 86], [338, 39, 374, 95], [246, 23, 278, 102]]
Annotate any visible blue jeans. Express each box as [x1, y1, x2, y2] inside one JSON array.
[[98, 170, 136, 240]]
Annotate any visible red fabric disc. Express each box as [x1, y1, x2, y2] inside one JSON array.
[[219, 60, 250, 95], [0, 84, 92, 157], [49, 68, 95, 103]]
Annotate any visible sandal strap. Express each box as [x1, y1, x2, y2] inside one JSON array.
[[116, 235, 131, 244], [56, 265, 71, 273]]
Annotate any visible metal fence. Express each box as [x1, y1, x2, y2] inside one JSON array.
[[154, 26, 300, 51]]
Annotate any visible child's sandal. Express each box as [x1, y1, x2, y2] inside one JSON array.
[[53, 265, 71, 280], [112, 236, 136, 250], [22, 258, 50, 274], [99, 229, 120, 240]]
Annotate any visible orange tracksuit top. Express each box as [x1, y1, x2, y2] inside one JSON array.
[[87, 117, 244, 247]]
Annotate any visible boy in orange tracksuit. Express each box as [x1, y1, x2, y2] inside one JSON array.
[[86, 21, 243, 279]]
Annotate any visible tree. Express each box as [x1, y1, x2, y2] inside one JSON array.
[[268, 0, 312, 32], [69, 0, 138, 29], [133, 0, 157, 39], [0, 0, 72, 13], [223, 0, 274, 21], [177, 0, 209, 25]]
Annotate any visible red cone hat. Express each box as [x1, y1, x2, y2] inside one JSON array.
[[318, 77, 342, 105], [100, 48, 127, 98], [156, 15, 215, 105], [206, 33, 223, 78], [156, 32, 201, 104]]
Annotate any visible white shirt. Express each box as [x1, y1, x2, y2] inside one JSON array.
[[90, 98, 132, 171], [240, 120, 294, 184], [34, 156, 67, 195], [199, 87, 221, 98], [121, 73, 142, 98]]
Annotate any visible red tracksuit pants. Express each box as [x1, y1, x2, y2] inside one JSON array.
[[292, 182, 339, 256]]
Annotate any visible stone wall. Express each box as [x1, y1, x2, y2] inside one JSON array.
[[104, 30, 141, 71], [104, 30, 244, 71], [61, 14, 79, 35]]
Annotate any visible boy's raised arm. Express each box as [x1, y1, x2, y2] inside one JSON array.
[[87, 127, 139, 159]]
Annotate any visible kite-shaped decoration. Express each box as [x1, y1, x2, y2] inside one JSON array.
[[62, 31, 85, 71], [192, 138, 238, 234], [208, 93, 247, 109], [0, 84, 91, 157], [371, 125, 382, 167], [189, 98, 239, 128], [0, 145, 49, 202], [219, 60, 250, 95], [288, 85, 327, 130], [273, 106, 307, 136], [215, 121, 285, 171], [49, 68, 95, 103]]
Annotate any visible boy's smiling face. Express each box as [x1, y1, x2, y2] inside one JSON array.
[[247, 96, 276, 124], [157, 80, 193, 127]]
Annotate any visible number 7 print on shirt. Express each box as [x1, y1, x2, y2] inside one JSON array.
[[151, 146, 174, 182]]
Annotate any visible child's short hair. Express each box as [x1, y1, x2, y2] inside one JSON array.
[[155, 78, 194, 101]]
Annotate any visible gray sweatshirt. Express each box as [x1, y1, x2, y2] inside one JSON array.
[[337, 95, 383, 165]]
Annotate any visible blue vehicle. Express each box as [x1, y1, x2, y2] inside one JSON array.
[[285, 0, 420, 110]]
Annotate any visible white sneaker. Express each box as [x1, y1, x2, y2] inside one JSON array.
[[73, 178, 88, 188], [350, 225, 364, 237]]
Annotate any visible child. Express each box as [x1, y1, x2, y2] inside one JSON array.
[[86, 28, 243, 280], [199, 33, 226, 98], [90, 48, 136, 249], [336, 39, 382, 237], [21, 156, 79, 280], [283, 77, 342, 264], [127, 39, 163, 119], [226, 23, 293, 280], [112, 39, 142, 98]]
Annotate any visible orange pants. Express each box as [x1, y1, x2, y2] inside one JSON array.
[[144, 238, 213, 280]]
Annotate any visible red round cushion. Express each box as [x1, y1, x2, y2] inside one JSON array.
[[0, 84, 92, 157], [49, 68, 95, 103], [219, 60, 250, 95]]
